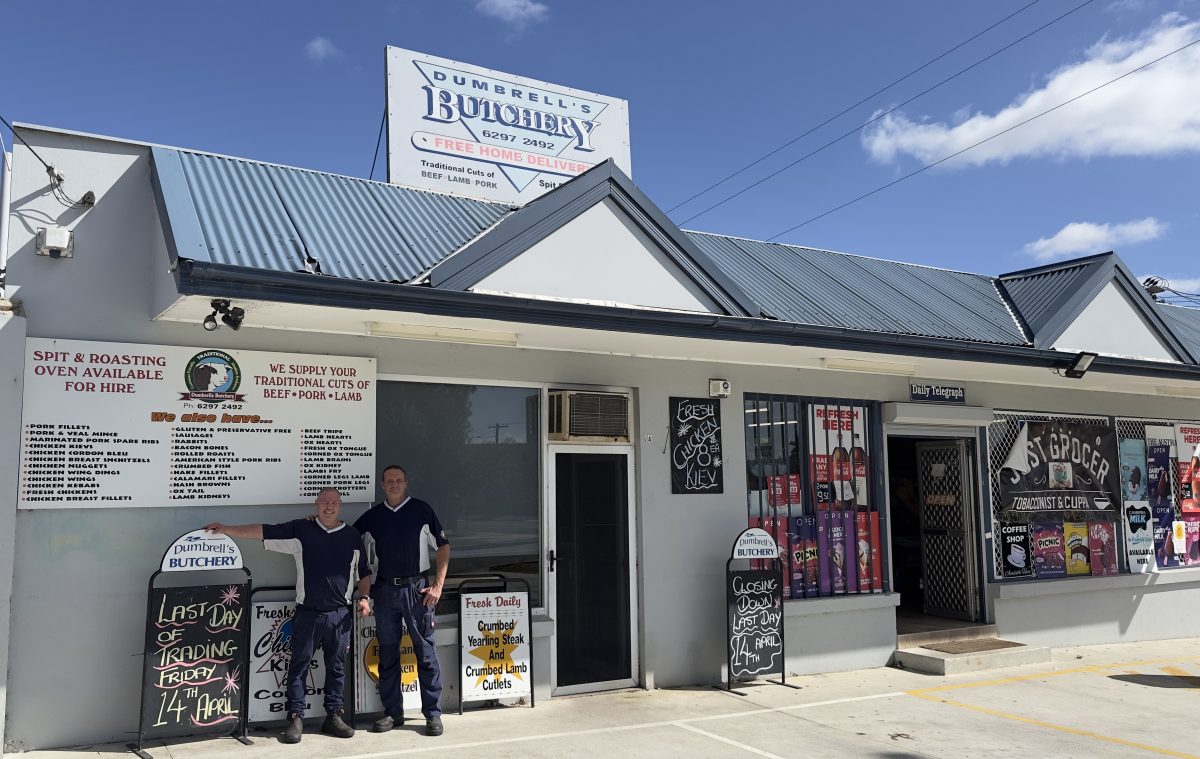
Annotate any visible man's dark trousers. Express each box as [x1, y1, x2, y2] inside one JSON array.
[[374, 579, 442, 717], [285, 606, 352, 717]]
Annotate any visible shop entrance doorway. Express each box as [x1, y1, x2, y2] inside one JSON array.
[[550, 450, 637, 694], [887, 436, 983, 628]]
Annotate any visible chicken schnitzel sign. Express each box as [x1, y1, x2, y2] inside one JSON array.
[[19, 338, 375, 509]]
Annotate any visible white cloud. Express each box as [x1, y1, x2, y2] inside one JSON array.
[[862, 14, 1200, 167], [474, 0, 549, 31], [305, 36, 341, 64], [1024, 217, 1166, 261]]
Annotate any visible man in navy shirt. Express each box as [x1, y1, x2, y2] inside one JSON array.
[[206, 487, 371, 744], [354, 465, 450, 737]]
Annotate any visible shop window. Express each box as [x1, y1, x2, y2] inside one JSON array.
[[376, 381, 541, 609], [987, 413, 1124, 581], [744, 394, 886, 599], [1114, 417, 1200, 571]]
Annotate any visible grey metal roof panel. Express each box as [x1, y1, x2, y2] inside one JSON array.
[[178, 151, 307, 273], [687, 232, 1027, 345], [998, 260, 1101, 335], [168, 150, 510, 282], [1158, 304, 1200, 358]]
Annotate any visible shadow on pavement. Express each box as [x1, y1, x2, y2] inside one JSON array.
[[1108, 674, 1200, 689]]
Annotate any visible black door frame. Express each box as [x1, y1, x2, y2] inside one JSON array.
[[548, 445, 639, 695]]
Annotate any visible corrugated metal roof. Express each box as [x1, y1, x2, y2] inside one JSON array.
[[687, 232, 1028, 345], [168, 150, 511, 282], [1159, 304, 1200, 358], [998, 258, 1104, 335]]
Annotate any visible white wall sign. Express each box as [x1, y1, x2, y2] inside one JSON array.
[[160, 529, 243, 572], [386, 46, 630, 206], [353, 613, 420, 716], [19, 338, 376, 509], [731, 528, 779, 560], [459, 591, 531, 703], [248, 600, 328, 722]]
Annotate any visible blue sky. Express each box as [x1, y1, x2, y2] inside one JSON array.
[[2, 0, 1198, 287]]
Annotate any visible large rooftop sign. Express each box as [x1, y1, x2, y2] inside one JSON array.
[[386, 46, 630, 206]]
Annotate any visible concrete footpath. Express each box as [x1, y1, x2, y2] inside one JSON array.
[[14, 637, 1200, 759]]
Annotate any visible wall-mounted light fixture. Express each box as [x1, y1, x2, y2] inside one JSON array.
[[1063, 351, 1098, 379], [36, 226, 74, 258], [202, 299, 244, 332]]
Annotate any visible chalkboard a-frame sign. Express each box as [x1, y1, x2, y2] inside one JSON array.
[[130, 530, 253, 759], [723, 528, 798, 694]]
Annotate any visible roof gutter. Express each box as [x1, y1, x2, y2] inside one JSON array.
[[176, 260, 1200, 382]]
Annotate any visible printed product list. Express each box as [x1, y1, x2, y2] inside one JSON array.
[[19, 338, 375, 508]]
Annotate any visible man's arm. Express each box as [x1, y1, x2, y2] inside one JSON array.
[[356, 576, 372, 617], [205, 522, 264, 541], [421, 543, 450, 607]]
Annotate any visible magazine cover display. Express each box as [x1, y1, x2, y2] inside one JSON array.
[[1032, 520, 1067, 579]]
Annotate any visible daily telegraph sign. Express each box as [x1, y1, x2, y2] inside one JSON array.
[[386, 47, 630, 206]]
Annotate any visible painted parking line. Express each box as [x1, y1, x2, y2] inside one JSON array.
[[673, 723, 786, 759], [332, 692, 906, 758], [908, 654, 1200, 695], [905, 657, 1200, 759], [907, 690, 1200, 759]]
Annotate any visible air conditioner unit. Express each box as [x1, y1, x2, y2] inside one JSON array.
[[548, 391, 630, 442]]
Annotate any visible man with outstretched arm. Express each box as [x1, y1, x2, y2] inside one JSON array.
[[205, 487, 371, 744], [355, 464, 450, 737]]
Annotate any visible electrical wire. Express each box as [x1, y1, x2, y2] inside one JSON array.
[[369, 108, 386, 181], [1, 112, 92, 208], [676, 0, 1098, 227], [665, 0, 1044, 214], [765, 36, 1200, 241]]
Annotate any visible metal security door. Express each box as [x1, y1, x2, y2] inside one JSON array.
[[916, 440, 979, 621]]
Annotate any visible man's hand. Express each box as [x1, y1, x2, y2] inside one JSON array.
[[204, 522, 227, 534], [420, 583, 443, 608], [356, 597, 372, 618]]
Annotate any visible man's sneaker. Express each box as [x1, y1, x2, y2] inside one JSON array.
[[321, 710, 355, 739], [282, 714, 303, 744], [425, 715, 443, 737], [372, 713, 402, 732]]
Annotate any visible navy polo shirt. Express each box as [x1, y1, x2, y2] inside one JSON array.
[[353, 497, 449, 579], [262, 519, 370, 610]]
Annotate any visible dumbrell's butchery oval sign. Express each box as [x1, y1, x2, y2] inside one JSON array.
[[162, 530, 243, 572], [386, 46, 631, 205], [998, 421, 1119, 513]]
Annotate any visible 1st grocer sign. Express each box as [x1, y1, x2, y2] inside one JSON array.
[[910, 382, 966, 404]]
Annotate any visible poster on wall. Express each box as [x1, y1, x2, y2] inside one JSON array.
[[19, 338, 375, 509], [1175, 423, 1200, 509], [669, 397, 723, 494], [385, 46, 631, 206], [248, 599, 329, 723], [999, 522, 1034, 578], [997, 421, 1118, 513], [1123, 501, 1156, 573], [1145, 425, 1177, 567], [808, 404, 869, 509], [1119, 438, 1148, 503], [1088, 521, 1118, 576], [1032, 520, 1066, 579], [1064, 522, 1091, 575]]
